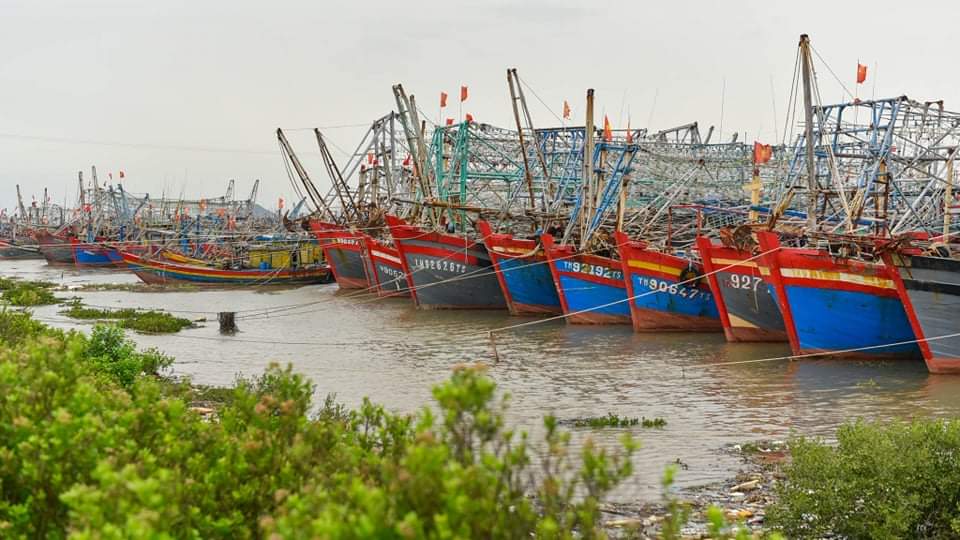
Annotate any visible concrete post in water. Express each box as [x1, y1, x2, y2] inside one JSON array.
[[218, 312, 237, 334]]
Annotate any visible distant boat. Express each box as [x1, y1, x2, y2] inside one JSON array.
[[34, 230, 74, 264], [0, 239, 42, 260], [119, 251, 331, 286], [71, 238, 116, 267]]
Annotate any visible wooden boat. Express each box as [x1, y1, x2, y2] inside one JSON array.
[[386, 215, 506, 310], [756, 231, 920, 359], [541, 234, 630, 324], [478, 220, 561, 315], [616, 232, 721, 332], [119, 251, 331, 286], [696, 236, 787, 342], [71, 238, 116, 267], [0, 239, 42, 259], [309, 220, 370, 289], [34, 230, 75, 264], [885, 250, 960, 373]]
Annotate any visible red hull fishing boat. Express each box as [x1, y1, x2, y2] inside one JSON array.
[[756, 231, 920, 359], [119, 251, 330, 286], [478, 220, 561, 316], [541, 234, 630, 324], [309, 221, 370, 290], [361, 234, 410, 298], [385, 215, 506, 310], [695, 236, 787, 342], [615, 231, 721, 332]]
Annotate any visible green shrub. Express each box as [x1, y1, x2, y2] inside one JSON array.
[[84, 324, 173, 388], [61, 301, 193, 334], [768, 419, 960, 538], [0, 314, 638, 539], [0, 308, 59, 346], [0, 278, 58, 306]]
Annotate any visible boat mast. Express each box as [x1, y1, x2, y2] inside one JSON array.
[[578, 88, 595, 247], [799, 34, 819, 232]]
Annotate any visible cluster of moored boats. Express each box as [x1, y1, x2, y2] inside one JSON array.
[[3, 34, 958, 375]]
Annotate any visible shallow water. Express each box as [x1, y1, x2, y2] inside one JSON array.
[[8, 258, 960, 500]]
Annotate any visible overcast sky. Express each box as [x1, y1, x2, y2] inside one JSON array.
[[1, 0, 955, 212]]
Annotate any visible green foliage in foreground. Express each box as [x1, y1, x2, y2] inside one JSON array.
[[0, 277, 58, 306], [768, 419, 960, 538], [0, 311, 642, 539], [61, 300, 193, 333]]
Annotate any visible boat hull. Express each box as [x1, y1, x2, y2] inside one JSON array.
[[0, 240, 42, 260], [72, 240, 115, 267], [616, 232, 720, 332], [479, 221, 561, 316], [886, 253, 960, 373], [386, 215, 506, 310], [757, 231, 920, 359], [309, 221, 370, 290], [35, 231, 74, 265], [362, 235, 411, 298], [541, 234, 630, 324], [696, 237, 787, 342], [120, 252, 331, 286]]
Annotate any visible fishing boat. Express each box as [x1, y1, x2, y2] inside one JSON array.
[[756, 231, 919, 359], [386, 215, 506, 309], [0, 239, 41, 259], [616, 231, 720, 332], [885, 249, 960, 373], [119, 250, 330, 286], [34, 230, 75, 264], [309, 221, 370, 290], [361, 234, 410, 297], [541, 234, 630, 324], [71, 238, 116, 267], [478, 220, 561, 315], [696, 235, 787, 342]]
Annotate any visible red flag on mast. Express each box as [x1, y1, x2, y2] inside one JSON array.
[[440, 91, 448, 108], [625, 118, 633, 143], [856, 63, 867, 84], [603, 115, 612, 142], [562, 100, 571, 119], [753, 141, 773, 164], [465, 113, 474, 123], [460, 85, 468, 102]]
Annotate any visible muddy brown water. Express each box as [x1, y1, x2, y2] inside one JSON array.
[[7, 258, 960, 500]]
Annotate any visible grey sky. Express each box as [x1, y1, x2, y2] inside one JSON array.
[[1, 0, 954, 212]]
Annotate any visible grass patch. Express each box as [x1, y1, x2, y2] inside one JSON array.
[[563, 413, 667, 428], [61, 300, 193, 333], [0, 277, 59, 306]]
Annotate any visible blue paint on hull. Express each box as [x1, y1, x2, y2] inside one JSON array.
[[498, 257, 561, 312], [629, 274, 719, 319], [557, 275, 630, 318], [74, 246, 113, 265], [784, 285, 920, 356]]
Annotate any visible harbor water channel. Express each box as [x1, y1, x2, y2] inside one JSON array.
[[9, 258, 960, 501]]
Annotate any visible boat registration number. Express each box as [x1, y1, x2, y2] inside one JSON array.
[[559, 261, 623, 281], [725, 274, 763, 291], [640, 277, 710, 300]]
